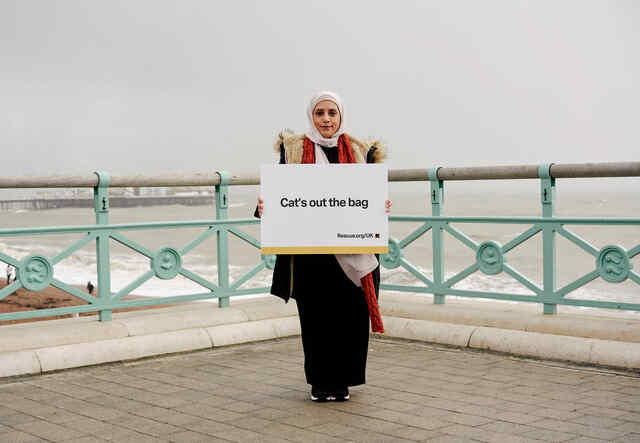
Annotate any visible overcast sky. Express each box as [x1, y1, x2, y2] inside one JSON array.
[[1, 0, 638, 178]]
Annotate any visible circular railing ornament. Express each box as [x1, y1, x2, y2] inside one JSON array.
[[380, 238, 403, 269], [261, 254, 276, 270], [19, 254, 53, 291], [596, 245, 631, 283], [151, 247, 182, 280], [476, 241, 504, 275]]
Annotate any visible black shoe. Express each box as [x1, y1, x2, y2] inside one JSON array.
[[311, 386, 331, 402], [332, 386, 349, 402]]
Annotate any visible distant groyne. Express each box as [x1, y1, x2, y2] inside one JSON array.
[[0, 195, 213, 211]]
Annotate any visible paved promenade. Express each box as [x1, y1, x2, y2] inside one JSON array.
[[1, 337, 639, 443]]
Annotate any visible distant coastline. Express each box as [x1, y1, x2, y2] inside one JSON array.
[[0, 195, 214, 211]]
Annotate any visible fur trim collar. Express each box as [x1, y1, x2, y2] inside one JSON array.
[[274, 130, 386, 164]]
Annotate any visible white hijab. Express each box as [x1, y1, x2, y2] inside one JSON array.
[[305, 91, 346, 148], [305, 91, 378, 287]]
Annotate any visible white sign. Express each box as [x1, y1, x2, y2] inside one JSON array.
[[260, 164, 388, 254]]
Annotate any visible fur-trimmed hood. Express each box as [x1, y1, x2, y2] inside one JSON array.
[[273, 129, 387, 164]]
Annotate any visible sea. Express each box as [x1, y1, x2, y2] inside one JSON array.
[[1, 181, 638, 309]]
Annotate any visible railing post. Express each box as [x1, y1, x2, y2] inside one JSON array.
[[539, 163, 557, 315], [93, 171, 112, 321], [215, 171, 231, 308], [429, 167, 445, 305]]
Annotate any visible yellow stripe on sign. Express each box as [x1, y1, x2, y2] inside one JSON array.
[[261, 246, 389, 255]]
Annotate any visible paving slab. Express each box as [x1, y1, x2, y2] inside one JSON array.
[[0, 337, 638, 442]]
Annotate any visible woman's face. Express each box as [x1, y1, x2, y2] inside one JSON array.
[[312, 100, 341, 138]]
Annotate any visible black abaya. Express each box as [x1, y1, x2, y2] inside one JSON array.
[[292, 145, 374, 388], [293, 253, 371, 387]]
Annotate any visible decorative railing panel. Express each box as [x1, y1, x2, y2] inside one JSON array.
[[381, 216, 640, 312], [0, 162, 638, 322]]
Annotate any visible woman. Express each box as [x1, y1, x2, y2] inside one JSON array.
[[257, 91, 390, 402]]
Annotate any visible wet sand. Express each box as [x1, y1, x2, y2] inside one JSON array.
[[0, 281, 179, 325]]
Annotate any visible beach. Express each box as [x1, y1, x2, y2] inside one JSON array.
[[0, 282, 181, 325]]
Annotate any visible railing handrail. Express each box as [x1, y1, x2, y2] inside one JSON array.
[[1, 161, 638, 188]]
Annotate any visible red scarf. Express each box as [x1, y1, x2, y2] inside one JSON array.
[[302, 135, 385, 333]]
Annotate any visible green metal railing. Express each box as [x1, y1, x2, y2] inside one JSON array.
[[381, 166, 640, 314], [0, 162, 639, 322], [0, 171, 272, 322]]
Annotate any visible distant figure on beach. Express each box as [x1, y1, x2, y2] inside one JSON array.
[[87, 281, 94, 295], [256, 91, 391, 402], [6, 265, 14, 284]]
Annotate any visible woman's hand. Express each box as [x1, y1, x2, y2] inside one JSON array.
[[385, 199, 392, 214], [257, 197, 264, 217]]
